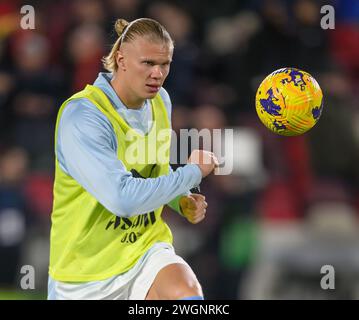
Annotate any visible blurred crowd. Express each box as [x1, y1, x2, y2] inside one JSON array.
[[0, 0, 359, 299]]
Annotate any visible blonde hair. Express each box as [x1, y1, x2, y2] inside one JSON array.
[[102, 18, 174, 73]]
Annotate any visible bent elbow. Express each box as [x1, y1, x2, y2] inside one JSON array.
[[107, 197, 136, 218], [107, 176, 145, 217]]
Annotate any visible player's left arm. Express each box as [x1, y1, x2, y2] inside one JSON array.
[[161, 87, 207, 223], [166, 165, 190, 214], [167, 192, 208, 224], [178, 193, 207, 224], [166, 165, 207, 224]]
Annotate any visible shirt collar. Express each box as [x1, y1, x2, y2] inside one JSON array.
[[93, 72, 147, 112], [93, 72, 123, 111]]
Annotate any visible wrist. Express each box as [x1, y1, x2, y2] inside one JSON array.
[[186, 163, 202, 185]]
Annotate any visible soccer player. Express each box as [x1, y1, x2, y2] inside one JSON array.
[[48, 18, 219, 300]]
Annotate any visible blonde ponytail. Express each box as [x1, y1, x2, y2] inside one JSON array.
[[114, 19, 129, 37]]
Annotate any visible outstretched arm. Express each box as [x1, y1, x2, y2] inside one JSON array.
[[57, 99, 202, 218]]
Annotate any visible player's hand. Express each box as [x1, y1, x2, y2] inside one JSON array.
[[187, 150, 219, 178], [179, 194, 208, 224]]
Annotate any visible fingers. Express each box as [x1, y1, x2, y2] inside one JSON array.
[[209, 152, 219, 167], [187, 150, 219, 177], [185, 195, 198, 210], [181, 194, 208, 224], [207, 151, 219, 167], [186, 207, 207, 224], [186, 194, 207, 209], [191, 193, 205, 201], [187, 214, 205, 224]]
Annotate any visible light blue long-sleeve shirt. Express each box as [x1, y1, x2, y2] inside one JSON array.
[[56, 73, 201, 218]]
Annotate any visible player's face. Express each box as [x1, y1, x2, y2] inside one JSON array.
[[119, 36, 173, 104]]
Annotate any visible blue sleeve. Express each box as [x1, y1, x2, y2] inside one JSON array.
[[57, 99, 202, 218], [166, 165, 191, 216]]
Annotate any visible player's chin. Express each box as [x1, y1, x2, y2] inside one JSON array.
[[146, 93, 157, 99], [144, 91, 159, 99]]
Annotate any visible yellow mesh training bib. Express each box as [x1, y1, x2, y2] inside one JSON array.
[[49, 85, 173, 282]]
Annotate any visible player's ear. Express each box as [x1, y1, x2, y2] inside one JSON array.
[[116, 50, 126, 71]]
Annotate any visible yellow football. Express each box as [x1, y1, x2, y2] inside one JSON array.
[[255, 67, 323, 136]]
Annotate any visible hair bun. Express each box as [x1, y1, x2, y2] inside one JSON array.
[[115, 19, 129, 37]]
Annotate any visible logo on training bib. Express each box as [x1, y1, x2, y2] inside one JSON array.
[[105, 167, 157, 244]]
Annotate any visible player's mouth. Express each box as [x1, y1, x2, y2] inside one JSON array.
[[146, 84, 161, 93]]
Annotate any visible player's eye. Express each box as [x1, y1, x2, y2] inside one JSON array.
[[143, 61, 155, 66]]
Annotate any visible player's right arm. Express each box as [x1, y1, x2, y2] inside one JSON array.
[[57, 99, 216, 218]]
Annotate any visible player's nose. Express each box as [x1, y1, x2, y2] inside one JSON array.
[[151, 66, 163, 79]]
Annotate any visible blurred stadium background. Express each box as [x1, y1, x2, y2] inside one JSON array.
[[0, 0, 359, 300]]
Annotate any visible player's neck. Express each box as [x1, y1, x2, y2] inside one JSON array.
[[110, 74, 145, 110]]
